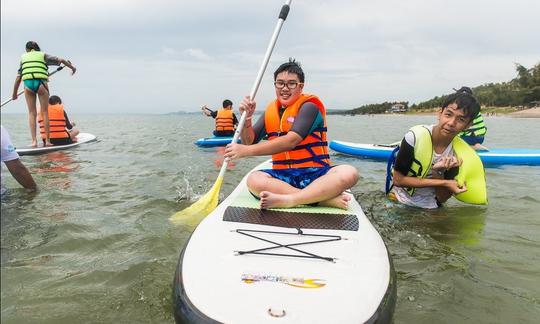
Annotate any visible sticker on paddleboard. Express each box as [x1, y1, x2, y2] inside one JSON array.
[[241, 273, 326, 288]]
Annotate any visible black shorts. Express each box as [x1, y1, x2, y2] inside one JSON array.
[[213, 130, 235, 137], [48, 137, 73, 146]]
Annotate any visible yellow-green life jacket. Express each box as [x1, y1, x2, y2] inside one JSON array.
[[459, 113, 487, 137], [406, 125, 488, 205], [20, 50, 48, 81]]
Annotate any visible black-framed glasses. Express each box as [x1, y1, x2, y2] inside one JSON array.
[[274, 80, 303, 89]]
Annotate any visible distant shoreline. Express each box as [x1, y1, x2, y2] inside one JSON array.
[[338, 107, 540, 118]]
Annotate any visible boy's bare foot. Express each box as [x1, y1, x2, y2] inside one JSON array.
[[319, 192, 352, 210], [45, 141, 54, 147], [260, 191, 295, 209]]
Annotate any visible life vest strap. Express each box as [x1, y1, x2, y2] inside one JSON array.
[[272, 154, 330, 166]]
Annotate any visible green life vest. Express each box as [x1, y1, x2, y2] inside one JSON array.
[[459, 113, 487, 137], [405, 125, 487, 205], [20, 50, 48, 81]]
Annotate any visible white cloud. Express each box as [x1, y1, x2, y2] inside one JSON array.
[[1, 0, 539, 114]]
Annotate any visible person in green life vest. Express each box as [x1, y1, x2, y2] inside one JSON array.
[[11, 41, 77, 147], [456, 87, 488, 151], [387, 87, 487, 209]]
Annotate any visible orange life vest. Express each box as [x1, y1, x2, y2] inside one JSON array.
[[38, 104, 69, 139], [265, 93, 330, 169], [215, 109, 235, 131]]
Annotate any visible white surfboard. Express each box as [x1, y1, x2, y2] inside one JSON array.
[[16, 133, 97, 156], [173, 160, 396, 323]]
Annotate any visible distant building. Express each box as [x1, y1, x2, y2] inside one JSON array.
[[388, 103, 407, 113]]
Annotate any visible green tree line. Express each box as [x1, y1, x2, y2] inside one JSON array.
[[332, 62, 539, 115], [412, 62, 540, 110]]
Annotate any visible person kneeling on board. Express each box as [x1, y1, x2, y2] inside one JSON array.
[[201, 99, 239, 137], [38, 95, 79, 146], [387, 87, 487, 209], [224, 59, 359, 210], [1, 125, 37, 196]]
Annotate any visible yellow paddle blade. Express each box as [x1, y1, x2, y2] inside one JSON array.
[[170, 176, 224, 224]]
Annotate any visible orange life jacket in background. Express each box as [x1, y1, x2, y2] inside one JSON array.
[[265, 93, 330, 170], [38, 104, 69, 139], [215, 109, 235, 131]]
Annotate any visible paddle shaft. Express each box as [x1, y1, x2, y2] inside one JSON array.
[[218, 0, 292, 178], [1, 65, 65, 108]]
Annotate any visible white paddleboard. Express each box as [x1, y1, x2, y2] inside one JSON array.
[[173, 160, 396, 323], [16, 133, 97, 156]]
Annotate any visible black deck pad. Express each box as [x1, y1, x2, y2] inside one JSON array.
[[223, 206, 359, 231]]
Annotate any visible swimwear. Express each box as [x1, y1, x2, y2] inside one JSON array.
[[23, 79, 47, 93], [259, 166, 333, 189]]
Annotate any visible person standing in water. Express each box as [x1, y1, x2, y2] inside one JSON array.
[[1, 125, 36, 196], [12, 41, 77, 147], [202, 99, 239, 137], [388, 87, 487, 209], [456, 87, 488, 151], [224, 59, 358, 210]]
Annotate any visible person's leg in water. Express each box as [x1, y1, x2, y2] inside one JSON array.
[[36, 82, 52, 146], [247, 165, 358, 209], [23, 87, 39, 147]]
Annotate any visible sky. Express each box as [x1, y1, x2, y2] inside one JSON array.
[[1, 0, 539, 114]]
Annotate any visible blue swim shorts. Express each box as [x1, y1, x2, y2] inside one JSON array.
[[23, 79, 46, 93], [460, 135, 485, 145], [259, 166, 333, 190]]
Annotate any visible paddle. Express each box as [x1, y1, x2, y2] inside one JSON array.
[[170, 0, 292, 223], [1, 65, 65, 108]]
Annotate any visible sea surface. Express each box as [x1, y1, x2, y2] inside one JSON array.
[[1, 113, 539, 323]]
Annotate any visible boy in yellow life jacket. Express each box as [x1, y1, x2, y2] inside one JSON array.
[[11, 41, 77, 147], [388, 87, 487, 209], [224, 59, 359, 210], [37, 95, 79, 146], [201, 99, 238, 137]]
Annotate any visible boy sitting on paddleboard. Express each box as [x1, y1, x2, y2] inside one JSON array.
[[201, 99, 239, 137], [387, 87, 487, 209], [224, 59, 358, 210], [38, 95, 79, 146]]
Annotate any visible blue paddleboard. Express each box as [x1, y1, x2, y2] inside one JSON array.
[[194, 136, 240, 147], [329, 140, 540, 166]]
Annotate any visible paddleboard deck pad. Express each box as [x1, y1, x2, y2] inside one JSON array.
[[330, 140, 540, 166], [195, 136, 240, 147], [16, 133, 97, 156], [173, 160, 396, 323]]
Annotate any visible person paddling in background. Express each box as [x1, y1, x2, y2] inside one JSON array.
[[224, 59, 359, 210], [456, 87, 489, 151], [201, 99, 239, 137], [12, 41, 77, 147], [388, 87, 487, 209], [38, 95, 79, 146], [1, 126, 37, 196]]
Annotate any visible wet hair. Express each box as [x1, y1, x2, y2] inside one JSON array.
[[441, 86, 480, 120], [222, 99, 233, 108], [25, 41, 41, 51], [273, 58, 305, 83], [49, 95, 62, 105]]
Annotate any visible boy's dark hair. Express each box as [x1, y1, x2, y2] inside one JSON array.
[[222, 99, 233, 108], [441, 86, 480, 120], [25, 41, 41, 51], [49, 95, 62, 105], [274, 58, 305, 83]]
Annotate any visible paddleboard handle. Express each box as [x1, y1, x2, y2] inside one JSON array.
[[268, 308, 286, 318]]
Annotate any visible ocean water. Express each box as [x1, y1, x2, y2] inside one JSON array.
[[1, 113, 539, 323]]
